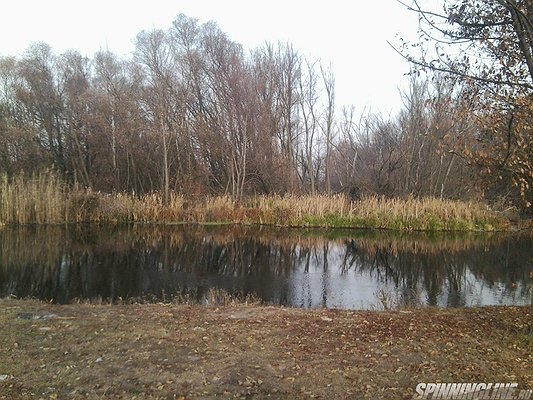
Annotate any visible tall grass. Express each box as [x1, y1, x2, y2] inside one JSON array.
[[245, 194, 506, 231], [0, 171, 67, 224], [246, 194, 350, 225], [348, 195, 504, 231], [0, 172, 187, 224], [0, 171, 509, 231]]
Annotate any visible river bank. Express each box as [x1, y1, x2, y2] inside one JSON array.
[[0, 172, 519, 231], [0, 298, 531, 399]]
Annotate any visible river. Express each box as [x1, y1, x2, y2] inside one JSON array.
[[0, 224, 531, 309]]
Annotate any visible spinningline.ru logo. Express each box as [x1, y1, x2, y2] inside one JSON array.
[[412, 383, 533, 400]]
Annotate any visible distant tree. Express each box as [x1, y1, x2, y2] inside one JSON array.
[[320, 64, 335, 194], [15, 44, 69, 177], [330, 105, 360, 195], [4, 12, 508, 203], [396, 74, 476, 200], [330, 75, 476, 200], [0, 56, 41, 174], [135, 29, 181, 205], [92, 50, 126, 190], [276, 44, 302, 192], [56, 50, 92, 187], [332, 110, 402, 197], [298, 59, 319, 194], [249, 44, 285, 193]]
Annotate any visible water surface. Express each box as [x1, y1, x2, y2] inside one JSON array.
[[0, 225, 531, 309]]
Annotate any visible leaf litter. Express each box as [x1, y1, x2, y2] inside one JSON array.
[[0, 299, 531, 399]]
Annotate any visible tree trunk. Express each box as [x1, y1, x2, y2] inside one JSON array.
[[163, 133, 169, 207]]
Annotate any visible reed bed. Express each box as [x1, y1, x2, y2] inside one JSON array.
[[245, 194, 505, 231], [246, 194, 350, 225], [0, 171, 509, 231], [0, 172, 186, 224], [349, 195, 504, 231], [0, 172, 67, 224]]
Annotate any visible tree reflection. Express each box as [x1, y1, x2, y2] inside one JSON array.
[[0, 225, 531, 308]]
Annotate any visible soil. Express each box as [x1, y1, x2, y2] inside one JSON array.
[[0, 298, 531, 399]]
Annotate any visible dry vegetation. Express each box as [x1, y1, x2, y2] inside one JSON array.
[[0, 172, 511, 231], [1, 11, 532, 225], [0, 298, 531, 399], [0, 172, 67, 224]]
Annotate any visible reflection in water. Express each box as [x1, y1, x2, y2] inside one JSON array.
[[0, 225, 531, 309]]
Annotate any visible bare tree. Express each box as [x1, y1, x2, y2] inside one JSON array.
[[298, 59, 319, 194], [57, 50, 92, 187], [321, 64, 335, 194], [276, 44, 302, 192], [16, 44, 68, 177], [135, 29, 182, 205]]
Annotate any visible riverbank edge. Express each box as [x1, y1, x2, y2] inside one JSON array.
[[0, 298, 531, 399], [0, 193, 533, 232], [1, 215, 529, 232], [1, 172, 523, 231]]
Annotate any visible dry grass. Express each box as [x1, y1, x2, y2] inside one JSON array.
[[0, 171, 67, 224], [0, 172, 509, 231], [0, 172, 186, 224], [248, 194, 349, 218], [350, 195, 504, 231], [246, 194, 506, 231], [243, 194, 349, 225]]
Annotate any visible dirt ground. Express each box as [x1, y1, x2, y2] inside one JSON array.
[[0, 298, 531, 399]]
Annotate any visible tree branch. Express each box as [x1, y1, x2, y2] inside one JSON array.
[[387, 40, 533, 90]]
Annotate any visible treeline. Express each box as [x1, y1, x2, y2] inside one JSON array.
[[0, 14, 529, 209]]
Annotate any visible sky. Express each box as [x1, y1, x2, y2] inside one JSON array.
[[0, 0, 420, 115]]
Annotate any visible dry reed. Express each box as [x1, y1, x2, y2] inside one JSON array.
[[243, 194, 504, 231], [0, 171, 67, 224], [0, 171, 508, 231], [349, 195, 503, 231]]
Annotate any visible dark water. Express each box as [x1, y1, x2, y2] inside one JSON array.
[[0, 224, 531, 309]]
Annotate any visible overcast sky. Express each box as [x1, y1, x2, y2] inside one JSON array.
[[0, 0, 420, 114]]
